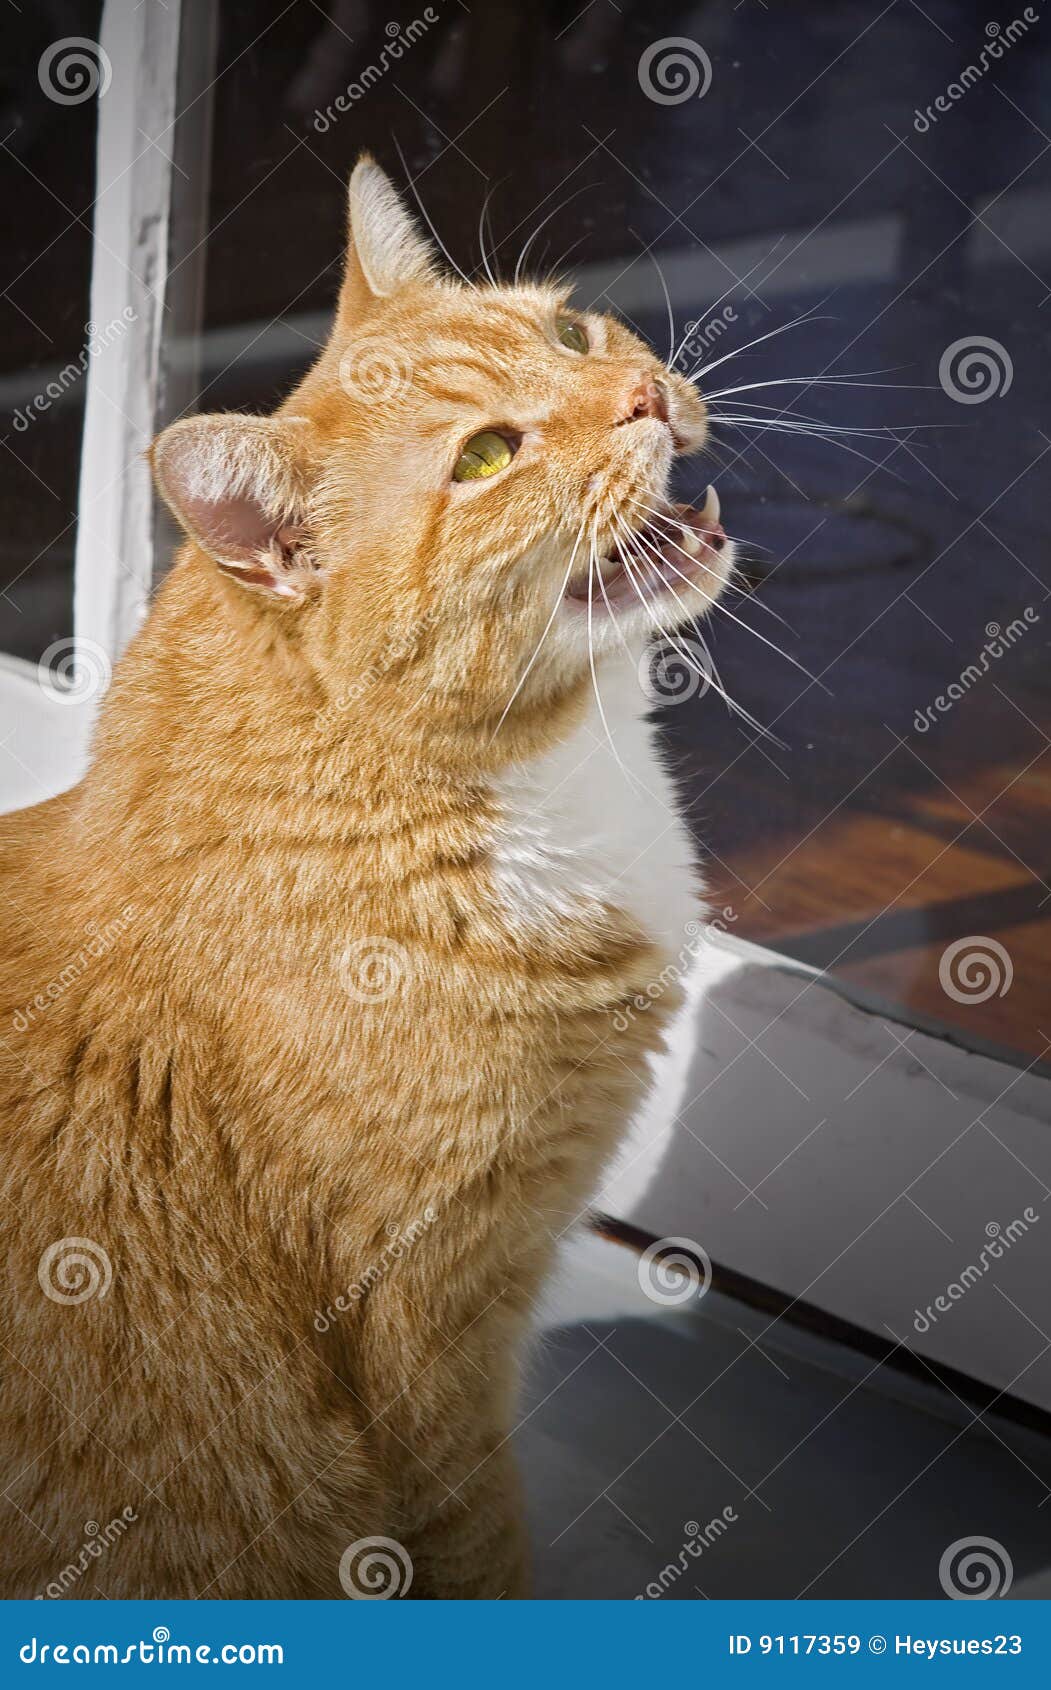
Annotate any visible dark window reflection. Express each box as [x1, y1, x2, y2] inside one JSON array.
[[0, 2, 103, 664]]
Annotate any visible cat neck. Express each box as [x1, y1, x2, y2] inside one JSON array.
[[73, 552, 599, 889]]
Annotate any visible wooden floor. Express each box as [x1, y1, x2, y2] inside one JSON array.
[[711, 807, 1050, 1067]]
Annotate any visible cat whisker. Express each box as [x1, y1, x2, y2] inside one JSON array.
[[626, 515, 827, 694], [627, 497, 789, 629], [586, 531, 643, 794], [610, 527, 707, 684], [703, 372, 934, 403], [614, 531, 782, 746], [489, 515, 589, 741], [610, 514, 722, 663], [614, 534, 775, 743], [630, 497, 774, 562], [512, 184, 592, 287], [667, 241, 787, 371], [644, 247, 676, 368], [682, 304, 833, 385], [543, 234, 588, 287], [393, 136, 475, 288], [477, 185, 499, 288], [608, 513, 715, 670], [709, 402, 931, 438], [708, 412, 913, 484], [598, 506, 649, 668], [629, 501, 789, 632], [688, 437, 754, 496], [629, 497, 776, 568]]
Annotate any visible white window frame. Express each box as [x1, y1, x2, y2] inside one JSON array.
[[0, 0, 214, 806]]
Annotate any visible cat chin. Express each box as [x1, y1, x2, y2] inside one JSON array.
[[548, 542, 735, 679]]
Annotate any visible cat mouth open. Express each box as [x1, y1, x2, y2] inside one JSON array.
[[565, 486, 726, 612]]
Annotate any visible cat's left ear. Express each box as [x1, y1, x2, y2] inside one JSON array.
[[337, 154, 437, 325], [150, 414, 319, 602]]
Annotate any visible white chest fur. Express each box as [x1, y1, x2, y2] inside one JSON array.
[[490, 654, 704, 955]]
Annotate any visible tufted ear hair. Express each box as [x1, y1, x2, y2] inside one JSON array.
[[337, 153, 438, 326], [150, 414, 319, 601]]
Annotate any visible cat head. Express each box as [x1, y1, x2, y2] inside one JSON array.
[[151, 155, 732, 751]]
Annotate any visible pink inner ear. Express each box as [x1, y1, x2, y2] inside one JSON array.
[[184, 490, 277, 565]]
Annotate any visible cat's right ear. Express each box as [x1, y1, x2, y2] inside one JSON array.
[[150, 413, 319, 602], [337, 154, 438, 327]]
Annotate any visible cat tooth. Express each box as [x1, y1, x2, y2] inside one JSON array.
[[700, 484, 721, 526]]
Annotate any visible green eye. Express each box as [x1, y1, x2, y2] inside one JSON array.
[[556, 317, 588, 354], [452, 430, 516, 482]]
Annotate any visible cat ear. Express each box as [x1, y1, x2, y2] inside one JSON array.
[[151, 414, 318, 601], [338, 154, 437, 324]]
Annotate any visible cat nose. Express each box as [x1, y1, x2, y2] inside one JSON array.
[[615, 375, 669, 427]]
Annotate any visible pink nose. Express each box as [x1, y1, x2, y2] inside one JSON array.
[[616, 376, 669, 427]]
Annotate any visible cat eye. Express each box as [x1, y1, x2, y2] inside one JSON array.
[[452, 430, 517, 482], [556, 317, 589, 354]]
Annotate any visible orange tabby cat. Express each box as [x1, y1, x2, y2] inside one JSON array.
[[0, 157, 731, 1599]]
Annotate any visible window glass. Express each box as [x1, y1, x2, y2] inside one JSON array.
[[179, 0, 1051, 1067], [0, 9, 104, 665]]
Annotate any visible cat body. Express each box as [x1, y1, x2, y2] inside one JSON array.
[[0, 158, 730, 1598]]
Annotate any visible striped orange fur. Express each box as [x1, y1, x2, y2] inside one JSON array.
[[0, 157, 731, 1598]]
